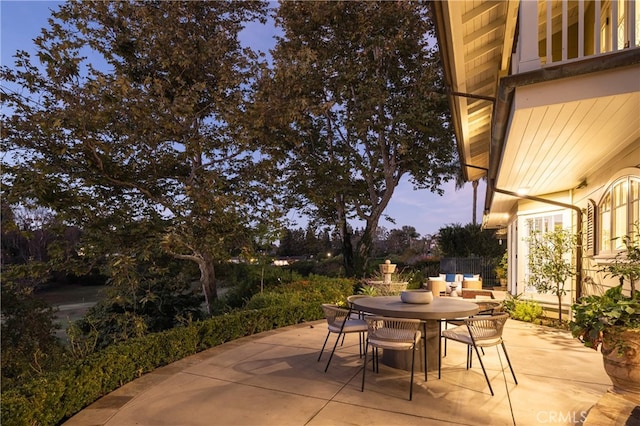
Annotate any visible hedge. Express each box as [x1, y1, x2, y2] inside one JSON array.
[[1, 302, 324, 426]]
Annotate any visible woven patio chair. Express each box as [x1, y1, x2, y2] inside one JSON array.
[[318, 304, 368, 372], [361, 316, 423, 401], [441, 312, 517, 395], [346, 294, 373, 318]]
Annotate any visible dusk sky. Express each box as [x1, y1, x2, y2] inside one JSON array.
[[1, 0, 486, 237]]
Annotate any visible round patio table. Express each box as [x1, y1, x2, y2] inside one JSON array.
[[352, 296, 480, 374]]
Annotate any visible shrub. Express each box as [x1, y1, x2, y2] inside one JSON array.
[[502, 294, 543, 323], [1, 279, 70, 389], [69, 273, 205, 352], [221, 264, 304, 308], [287, 260, 316, 276], [1, 276, 354, 426]]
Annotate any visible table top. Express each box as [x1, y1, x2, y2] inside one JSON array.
[[352, 296, 480, 320]]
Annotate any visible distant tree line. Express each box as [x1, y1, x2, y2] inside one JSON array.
[[1, 205, 441, 273], [276, 224, 440, 261]]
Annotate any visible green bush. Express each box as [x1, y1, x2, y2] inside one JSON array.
[[502, 294, 543, 322], [68, 272, 205, 352], [310, 256, 345, 277], [221, 264, 304, 308], [287, 260, 316, 276], [1, 279, 71, 389], [0, 276, 354, 426]]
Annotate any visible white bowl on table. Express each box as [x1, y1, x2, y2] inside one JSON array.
[[400, 289, 434, 304]]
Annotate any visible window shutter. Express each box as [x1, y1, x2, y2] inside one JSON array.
[[585, 199, 596, 256]]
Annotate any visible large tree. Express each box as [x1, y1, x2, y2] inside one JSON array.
[[255, 1, 457, 277], [1, 1, 279, 312], [437, 223, 505, 259]]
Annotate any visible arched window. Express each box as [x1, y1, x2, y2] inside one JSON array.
[[598, 176, 640, 254]]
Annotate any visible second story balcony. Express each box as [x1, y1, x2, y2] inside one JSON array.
[[518, 0, 639, 72]]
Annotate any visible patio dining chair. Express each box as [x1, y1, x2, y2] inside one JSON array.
[[441, 312, 517, 395], [442, 300, 503, 363], [346, 294, 372, 319], [318, 304, 368, 372], [344, 294, 373, 348], [361, 316, 423, 401]]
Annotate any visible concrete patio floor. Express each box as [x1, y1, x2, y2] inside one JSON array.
[[64, 318, 628, 426]]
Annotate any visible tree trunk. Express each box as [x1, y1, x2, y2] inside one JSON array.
[[340, 221, 356, 277], [557, 292, 563, 322], [472, 180, 478, 225], [197, 254, 217, 315], [335, 198, 356, 277], [353, 243, 369, 278], [354, 223, 377, 278]]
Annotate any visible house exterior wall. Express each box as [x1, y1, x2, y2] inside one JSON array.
[[503, 0, 639, 309], [572, 141, 640, 297], [510, 141, 639, 307]]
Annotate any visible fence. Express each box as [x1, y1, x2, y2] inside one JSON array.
[[440, 257, 499, 288]]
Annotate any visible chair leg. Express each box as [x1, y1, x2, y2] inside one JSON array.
[[437, 321, 442, 379], [318, 331, 331, 362], [501, 342, 518, 384], [361, 340, 369, 392], [422, 322, 428, 381], [443, 321, 448, 357], [324, 332, 343, 372], [472, 344, 494, 396], [374, 347, 379, 373], [409, 345, 416, 401]]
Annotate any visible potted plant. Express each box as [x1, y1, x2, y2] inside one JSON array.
[[570, 227, 640, 396], [494, 252, 508, 288]]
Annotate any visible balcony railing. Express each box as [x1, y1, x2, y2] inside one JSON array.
[[517, 0, 638, 72]]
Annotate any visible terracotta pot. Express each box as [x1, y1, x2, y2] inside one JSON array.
[[601, 328, 640, 396]]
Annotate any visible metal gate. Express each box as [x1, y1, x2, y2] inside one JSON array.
[[440, 257, 498, 288]]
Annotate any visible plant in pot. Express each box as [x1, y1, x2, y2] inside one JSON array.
[[494, 252, 508, 288], [570, 227, 640, 397]]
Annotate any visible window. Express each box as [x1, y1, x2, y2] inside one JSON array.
[[600, 0, 639, 52], [522, 213, 565, 291], [598, 176, 640, 254], [526, 214, 564, 234]]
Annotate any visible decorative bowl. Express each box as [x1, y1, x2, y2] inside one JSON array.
[[400, 289, 433, 304]]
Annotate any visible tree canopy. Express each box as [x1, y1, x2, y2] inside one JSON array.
[[2, 1, 460, 303], [1, 1, 278, 310], [437, 223, 505, 259], [254, 1, 457, 277]]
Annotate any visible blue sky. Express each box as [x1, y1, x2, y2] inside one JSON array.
[[1, 0, 485, 237]]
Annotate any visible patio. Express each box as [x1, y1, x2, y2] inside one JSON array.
[[65, 318, 619, 425]]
